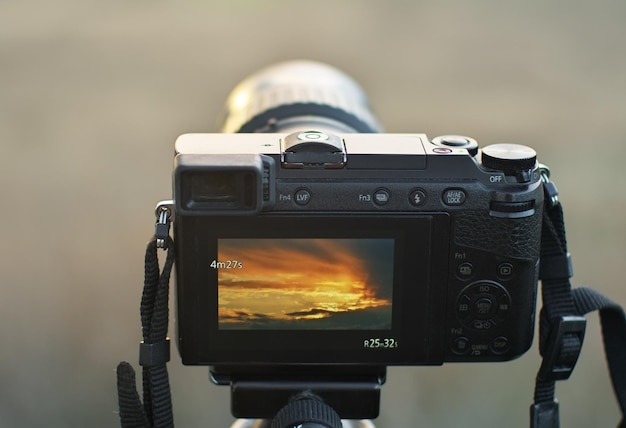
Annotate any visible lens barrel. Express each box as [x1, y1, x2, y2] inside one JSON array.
[[218, 60, 382, 134]]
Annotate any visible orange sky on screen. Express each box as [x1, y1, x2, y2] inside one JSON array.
[[218, 239, 391, 324]]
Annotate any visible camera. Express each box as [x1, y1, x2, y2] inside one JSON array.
[[174, 131, 543, 366], [168, 61, 544, 420]]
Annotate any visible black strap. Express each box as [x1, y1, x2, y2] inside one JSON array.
[[117, 361, 151, 428], [531, 196, 626, 427], [573, 287, 626, 427], [117, 236, 176, 428], [115, 193, 626, 428]]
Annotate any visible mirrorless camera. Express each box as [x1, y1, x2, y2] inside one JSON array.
[[168, 61, 544, 419], [173, 130, 543, 365]]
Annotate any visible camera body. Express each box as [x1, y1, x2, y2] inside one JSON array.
[[172, 130, 543, 368]]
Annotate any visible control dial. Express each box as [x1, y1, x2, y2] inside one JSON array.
[[481, 144, 537, 182]]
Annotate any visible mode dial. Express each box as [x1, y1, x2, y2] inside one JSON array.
[[481, 144, 537, 183]]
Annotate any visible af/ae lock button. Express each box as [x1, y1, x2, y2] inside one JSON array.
[[443, 188, 466, 206]]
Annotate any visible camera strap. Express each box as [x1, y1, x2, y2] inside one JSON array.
[[114, 180, 626, 428], [531, 174, 626, 428], [116, 211, 176, 428]]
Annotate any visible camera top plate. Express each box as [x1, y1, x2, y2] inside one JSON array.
[[175, 132, 438, 170], [175, 132, 537, 183]]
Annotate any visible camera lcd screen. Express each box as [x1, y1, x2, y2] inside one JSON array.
[[175, 214, 451, 365], [216, 238, 394, 330]]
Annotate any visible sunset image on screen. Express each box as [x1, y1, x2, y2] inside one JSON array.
[[217, 238, 394, 330]]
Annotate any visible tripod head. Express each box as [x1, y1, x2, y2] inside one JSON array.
[[211, 365, 385, 422], [230, 390, 376, 428], [231, 419, 375, 428], [270, 391, 342, 428]]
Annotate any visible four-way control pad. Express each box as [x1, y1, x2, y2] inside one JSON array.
[[456, 281, 511, 331]]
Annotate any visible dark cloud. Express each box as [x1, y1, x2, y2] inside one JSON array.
[[285, 308, 334, 317], [221, 305, 391, 330]]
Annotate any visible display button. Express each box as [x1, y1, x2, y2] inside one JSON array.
[[443, 189, 466, 206], [373, 188, 390, 206], [409, 189, 427, 207], [294, 188, 311, 205], [490, 336, 510, 355]]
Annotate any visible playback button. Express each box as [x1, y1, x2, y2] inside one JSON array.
[[497, 263, 514, 279]]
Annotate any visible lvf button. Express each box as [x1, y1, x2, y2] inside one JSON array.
[[443, 188, 466, 206], [294, 188, 312, 205]]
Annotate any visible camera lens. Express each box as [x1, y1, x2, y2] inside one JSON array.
[[218, 60, 382, 134]]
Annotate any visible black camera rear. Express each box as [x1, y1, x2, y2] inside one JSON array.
[[169, 61, 544, 420], [174, 131, 542, 369]]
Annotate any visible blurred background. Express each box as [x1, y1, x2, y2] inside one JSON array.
[[1, 0, 625, 426]]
